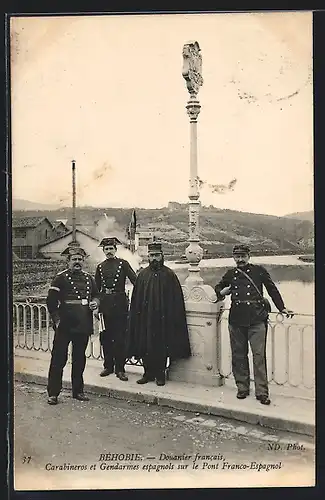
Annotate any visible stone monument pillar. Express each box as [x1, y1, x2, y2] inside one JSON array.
[[182, 41, 204, 286], [168, 41, 225, 387]]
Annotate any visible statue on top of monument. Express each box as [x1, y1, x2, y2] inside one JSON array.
[[182, 40, 204, 96]]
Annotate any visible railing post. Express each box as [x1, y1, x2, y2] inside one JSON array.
[[216, 304, 225, 387]]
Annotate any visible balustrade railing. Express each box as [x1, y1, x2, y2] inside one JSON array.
[[219, 309, 315, 392], [12, 298, 142, 366], [13, 299, 315, 391]]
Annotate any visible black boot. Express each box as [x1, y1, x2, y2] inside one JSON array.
[[100, 368, 113, 377], [116, 372, 128, 382], [73, 393, 89, 401], [156, 378, 166, 387], [47, 396, 58, 405], [155, 370, 166, 386], [137, 374, 155, 384], [237, 390, 249, 399], [256, 395, 271, 405]]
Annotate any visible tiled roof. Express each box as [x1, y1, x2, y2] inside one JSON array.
[[53, 221, 66, 228], [12, 216, 48, 228], [39, 227, 100, 248]]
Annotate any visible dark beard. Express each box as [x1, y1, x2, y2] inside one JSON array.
[[149, 260, 163, 271]]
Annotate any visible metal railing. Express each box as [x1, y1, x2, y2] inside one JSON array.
[[218, 309, 315, 392], [12, 299, 142, 366], [13, 299, 315, 391]]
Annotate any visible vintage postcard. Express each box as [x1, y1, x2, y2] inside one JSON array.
[[10, 11, 315, 490]]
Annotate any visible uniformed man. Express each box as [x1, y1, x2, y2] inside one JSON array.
[[126, 241, 191, 386], [95, 237, 137, 381], [46, 244, 100, 405], [215, 244, 294, 405]]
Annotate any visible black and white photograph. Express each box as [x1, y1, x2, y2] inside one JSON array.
[[10, 11, 315, 490]]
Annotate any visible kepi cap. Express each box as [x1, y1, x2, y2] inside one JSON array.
[[148, 241, 162, 253], [232, 244, 250, 255], [99, 237, 121, 247], [61, 242, 87, 257]]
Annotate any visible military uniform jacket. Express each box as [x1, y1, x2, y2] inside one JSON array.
[[46, 269, 99, 336], [95, 258, 137, 317], [215, 263, 285, 327]]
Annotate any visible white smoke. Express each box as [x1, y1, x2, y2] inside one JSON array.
[[88, 213, 142, 272]]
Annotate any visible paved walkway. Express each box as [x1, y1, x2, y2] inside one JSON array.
[[14, 349, 315, 437]]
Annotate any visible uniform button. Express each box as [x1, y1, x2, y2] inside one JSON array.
[[234, 277, 237, 280], [247, 269, 250, 273], [247, 284, 250, 288], [247, 292, 250, 296], [247, 302, 250, 305], [235, 292, 238, 296], [235, 270, 238, 274]]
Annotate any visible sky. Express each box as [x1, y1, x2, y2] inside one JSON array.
[[10, 11, 313, 216]]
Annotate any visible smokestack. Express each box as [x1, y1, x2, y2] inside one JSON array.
[[72, 160, 76, 243]]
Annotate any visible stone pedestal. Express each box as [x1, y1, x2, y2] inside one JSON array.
[[168, 284, 225, 387]]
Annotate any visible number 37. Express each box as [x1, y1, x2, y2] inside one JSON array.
[[22, 456, 31, 464]]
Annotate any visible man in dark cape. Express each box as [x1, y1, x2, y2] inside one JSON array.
[[126, 242, 191, 386]]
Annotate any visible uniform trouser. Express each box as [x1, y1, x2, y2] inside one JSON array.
[[229, 322, 268, 397], [101, 314, 127, 373], [142, 353, 168, 381], [47, 329, 89, 397]]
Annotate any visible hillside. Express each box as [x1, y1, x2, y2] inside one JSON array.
[[12, 198, 61, 211], [284, 210, 314, 222], [12, 204, 314, 257]]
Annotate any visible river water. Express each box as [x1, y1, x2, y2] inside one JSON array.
[[166, 255, 315, 316]]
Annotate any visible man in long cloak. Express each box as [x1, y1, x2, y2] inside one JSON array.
[[126, 241, 191, 386]]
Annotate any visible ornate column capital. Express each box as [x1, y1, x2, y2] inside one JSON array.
[[186, 98, 201, 123]]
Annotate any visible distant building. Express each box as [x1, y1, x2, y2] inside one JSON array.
[[168, 201, 188, 211], [12, 216, 55, 259], [56, 219, 68, 226], [135, 230, 154, 258], [298, 236, 314, 249], [39, 228, 101, 260], [53, 220, 69, 237]]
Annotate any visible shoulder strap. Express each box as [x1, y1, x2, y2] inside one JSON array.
[[57, 268, 68, 275], [236, 268, 263, 298]]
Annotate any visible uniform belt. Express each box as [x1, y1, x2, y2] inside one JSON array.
[[233, 300, 262, 304], [65, 299, 88, 305], [102, 288, 123, 295]]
